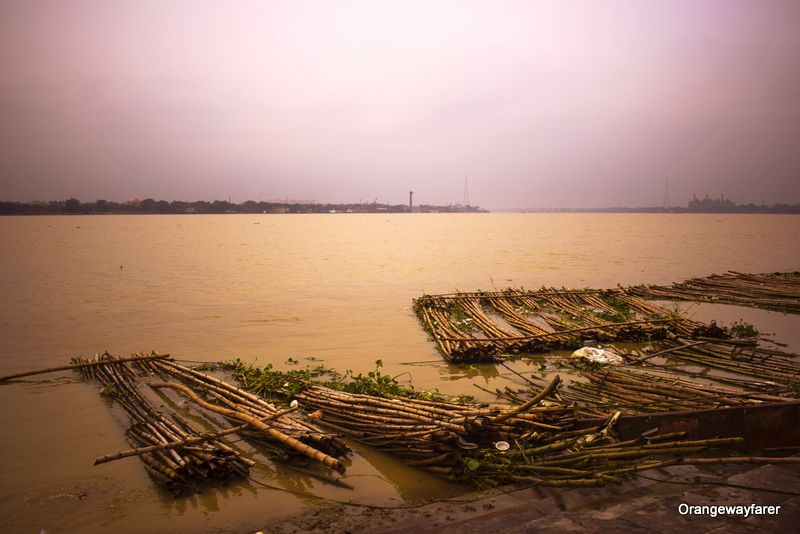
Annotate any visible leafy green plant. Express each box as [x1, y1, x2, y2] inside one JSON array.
[[663, 302, 688, 324], [219, 358, 452, 401], [453, 448, 510, 483], [447, 301, 475, 333], [595, 297, 634, 322], [728, 320, 759, 339]]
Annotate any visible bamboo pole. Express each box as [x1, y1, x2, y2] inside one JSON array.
[[149, 381, 345, 473], [492, 375, 561, 424], [0, 353, 170, 382], [625, 341, 707, 365], [680, 456, 800, 465], [438, 318, 673, 342], [94, 405, 298, 465]]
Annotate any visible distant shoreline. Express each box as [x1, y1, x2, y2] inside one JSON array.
[[0, 199, 488, 216], [2, 198, 799, 215], [4, 211, 800, 216], [509, 207, 800, 214]]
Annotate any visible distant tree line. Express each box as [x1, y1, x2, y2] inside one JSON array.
[[0, 198, 488, 215], [524, 203, 800, 214], [685, 202, 800, 213]]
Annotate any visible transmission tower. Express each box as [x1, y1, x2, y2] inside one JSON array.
[[463, 177, 470, 207]]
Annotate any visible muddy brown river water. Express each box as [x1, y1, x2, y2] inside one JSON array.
[[1, 213, 799, 533]]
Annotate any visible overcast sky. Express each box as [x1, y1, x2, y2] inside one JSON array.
[[1, 1, 799, 209]]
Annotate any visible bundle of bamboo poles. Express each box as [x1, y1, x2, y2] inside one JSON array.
[[135, 357, 350, 472], [413, 288, 706, 362], [471, 434, 750, 487], [558, 367, 794, 416], [224, 369, 760, 487], [414, 295, 502, 362], [310, 388, 763, 487], [490, 334, 800, 419], [73, 353, 253, 495], [628, 271, 800, 313], [634, 337, 800, 395], [290, 377, 571, 476], [76, 353, 352, 494], [71, 346, 796, 492]]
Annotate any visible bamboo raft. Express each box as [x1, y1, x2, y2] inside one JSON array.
[[72, 353, 253, 494], [4, 345, 792, 494], [5, 271, 797, 496], [414, 272, 800, 362], [404, 278, 800, 480], [628, 271, 800, 313], [218, 361, 800, 488], [488, 334, 800, 418], [413, 289, 709, 362], [296, 385, 754, 487], [71, 353, 350, 494]]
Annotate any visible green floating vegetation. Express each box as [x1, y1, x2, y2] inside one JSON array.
[[446, 301, 476, 333], [727, 320, 759, 339], [218, 358, 475, 403], [597, 297, 635, 323]]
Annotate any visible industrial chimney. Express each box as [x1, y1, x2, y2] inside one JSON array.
[[409, 191, 413, 210]]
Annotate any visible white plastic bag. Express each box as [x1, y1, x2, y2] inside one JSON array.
[[571, 347, 624, 365]]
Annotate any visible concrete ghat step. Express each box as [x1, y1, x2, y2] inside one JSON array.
[[376, 462, 799, 534], [375, 473, 662, 533], [506, 463, 800, 534]]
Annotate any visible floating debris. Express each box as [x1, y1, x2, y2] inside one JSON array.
[[571, 347, 624, 365]]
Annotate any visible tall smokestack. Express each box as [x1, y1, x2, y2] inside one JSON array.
[[409, 191, 413, 209]]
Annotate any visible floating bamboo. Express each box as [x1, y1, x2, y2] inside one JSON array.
[[629, 271, 800, 313], [73, 353, 253, 495], [0, 353, 169, 382], [75, 353, 350, 494], [149, 381, 345, 473], [413, 288, 704, 362]]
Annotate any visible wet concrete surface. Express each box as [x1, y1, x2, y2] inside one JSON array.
[[258, 461, 799, 533]]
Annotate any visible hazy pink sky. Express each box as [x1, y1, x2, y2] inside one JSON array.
[[1, 0, 799, 208]]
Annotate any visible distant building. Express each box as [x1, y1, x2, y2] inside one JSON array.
[[688, 194, 736, 212]]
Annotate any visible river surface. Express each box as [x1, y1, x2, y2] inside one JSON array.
[[1, 213, 799, 533]]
